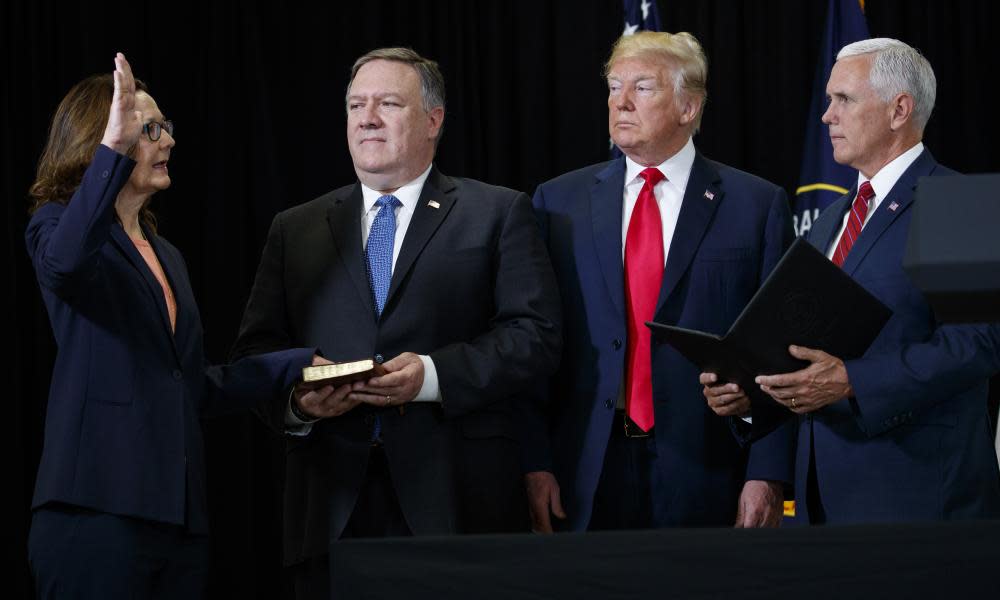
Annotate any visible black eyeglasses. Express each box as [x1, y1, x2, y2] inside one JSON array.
[[141, 120, 175, 142]]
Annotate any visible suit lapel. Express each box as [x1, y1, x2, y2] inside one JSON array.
[[385, 168, 456, 309], [109, 225, 177, 341], [590, 160, 628, 319], [840, 149, 937, 275], [326, 184, 377, 320], [656, 153, 723, 314], [146, 232, 189, 361], [808, 193, 852, 254]]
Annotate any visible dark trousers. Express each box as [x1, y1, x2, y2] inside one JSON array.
[[456, 435, 530, 534], [28, 504, 208, 600], [292, 446, 411, 600], [805, 422, 828, 525], [588, 418, 658, 531]]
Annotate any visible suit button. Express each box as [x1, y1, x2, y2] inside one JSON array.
[[172, 369, 183, 380], [604, 398, 613, 409], [101, 169, 110, 178], [374, 354, 384, 364], [612, 339, 622, 350]]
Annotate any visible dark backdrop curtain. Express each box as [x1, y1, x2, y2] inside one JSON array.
[[5, 1, 999, 597]]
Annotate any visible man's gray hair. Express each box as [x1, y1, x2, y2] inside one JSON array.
[[838, 38, 936, 132], [347, 47, 446, 113]]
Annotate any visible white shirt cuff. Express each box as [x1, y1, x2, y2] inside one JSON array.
[[414, 354, 442, 403], [284, 389, 316, 436]]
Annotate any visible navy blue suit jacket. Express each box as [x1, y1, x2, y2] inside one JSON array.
[[800, 149, 1000, 523], [525, 153, 796, 530], [26, 146, 314, 533]]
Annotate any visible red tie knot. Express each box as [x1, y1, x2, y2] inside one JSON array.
[[640, 167, 665, 187], [857, 181, 875, 203]]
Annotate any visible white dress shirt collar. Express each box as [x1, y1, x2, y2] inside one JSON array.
[[857, 142, 925, 212], [619, 137, 696, 264], [360, 164, 434, 213], [623, 137, 696, 192], [825, 142, 925, 259]]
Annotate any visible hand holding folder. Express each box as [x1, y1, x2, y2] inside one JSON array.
[[647, 238, 892, 442]]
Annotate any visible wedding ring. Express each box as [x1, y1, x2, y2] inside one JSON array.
[[385, 395, 392, 406], [791, 397, 797, 408]]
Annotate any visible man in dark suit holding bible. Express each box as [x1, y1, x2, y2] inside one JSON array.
[[230, 47, 561, 598]]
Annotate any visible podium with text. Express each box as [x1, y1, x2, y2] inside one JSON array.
[[330, 520, 1000, 598]]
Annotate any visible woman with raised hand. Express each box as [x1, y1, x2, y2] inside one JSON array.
[[25, 53, 323, 599]]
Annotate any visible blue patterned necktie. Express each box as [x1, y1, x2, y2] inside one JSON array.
[[365, 195, 400, 445], [365, 195, 401, 318]]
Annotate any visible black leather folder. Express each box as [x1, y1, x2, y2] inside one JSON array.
[[647, 237, 892, 441]]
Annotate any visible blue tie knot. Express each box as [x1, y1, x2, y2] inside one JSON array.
[[366, 195, 401, 318], [376, 194, 402, 209]]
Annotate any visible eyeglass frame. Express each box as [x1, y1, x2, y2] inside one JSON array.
[[141, 120, 174, 142]]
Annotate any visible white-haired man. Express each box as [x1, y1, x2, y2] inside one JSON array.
[[750, 38, 1000, 523]]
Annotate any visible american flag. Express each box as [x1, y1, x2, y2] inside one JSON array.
[[623, 0, 662, 36]]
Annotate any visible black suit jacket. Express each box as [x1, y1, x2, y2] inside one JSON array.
[[231, 168, 561, 564]]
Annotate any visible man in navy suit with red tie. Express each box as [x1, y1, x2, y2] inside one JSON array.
[[522, 31, 796, 532], [751, 38, 1000, 523]]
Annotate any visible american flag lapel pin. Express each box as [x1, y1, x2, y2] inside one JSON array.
[[703, 189, 715, 201], [888, 201, 899, 212], [428, 200, 441, 209]]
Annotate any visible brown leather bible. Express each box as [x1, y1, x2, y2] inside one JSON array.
[[300, 358, 387, 389]]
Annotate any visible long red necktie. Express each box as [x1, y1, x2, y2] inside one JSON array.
[[624, 167, 665, 432], [832, 181, 875, 267]]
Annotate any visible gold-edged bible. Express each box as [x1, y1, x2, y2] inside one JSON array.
[[300, 358, 386, 389]]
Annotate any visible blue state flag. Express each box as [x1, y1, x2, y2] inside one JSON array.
[[784, 0, 868, 526], [793, 0, 869, 237], [611, 0, 663, 158]]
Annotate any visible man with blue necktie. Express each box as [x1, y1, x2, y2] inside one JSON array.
[[231, 47, 561, 598], [522, 31, 796, 533]]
